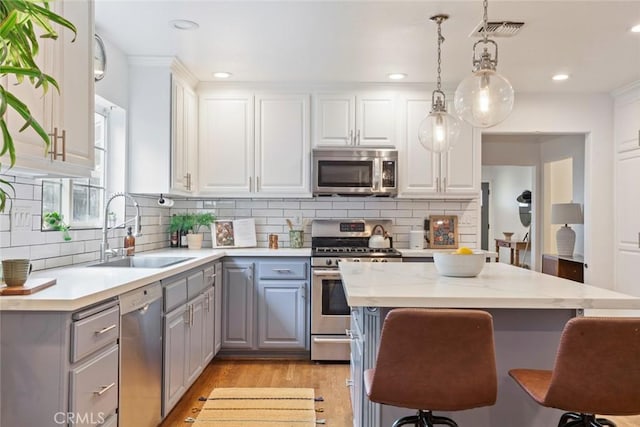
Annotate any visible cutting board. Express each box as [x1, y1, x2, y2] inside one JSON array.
[[0, 278, 57, 295]]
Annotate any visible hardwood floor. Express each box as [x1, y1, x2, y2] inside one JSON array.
[[160, 359, 640, 427], [160, 359, 353, 427]]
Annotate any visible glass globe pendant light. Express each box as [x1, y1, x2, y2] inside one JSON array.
[[418, 14, 461, 153], [454, 0, 514, 128]]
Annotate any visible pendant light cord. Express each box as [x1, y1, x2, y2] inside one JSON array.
[[482, 0, 489, 44], [436, 18, 443, 93]]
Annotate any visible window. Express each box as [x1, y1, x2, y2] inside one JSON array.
[[41, 99, 123, 230]]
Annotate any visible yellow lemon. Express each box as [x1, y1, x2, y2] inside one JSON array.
[[455, 247, 474, 255]]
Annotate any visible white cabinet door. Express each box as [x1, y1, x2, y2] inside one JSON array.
[[356, 93, 395, 147], [56, 0, 94, 171], [171, 76, 197, 193], [398, 93, 479, 198], [2, 0, 93, 176], [255, 93, 311, 196], [199, 93, 254, 195], [314, 92, 395, 147], [614, 89, 640, 154], [399, 97, 439, 195], [615, 150, 640, 296], [441, 123, 480, 195], [314, 93, 355, 146]]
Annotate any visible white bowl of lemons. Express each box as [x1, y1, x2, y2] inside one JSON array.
[[433, 247, 486, 277]]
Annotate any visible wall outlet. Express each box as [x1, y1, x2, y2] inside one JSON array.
[[11, 204, 33, 232]]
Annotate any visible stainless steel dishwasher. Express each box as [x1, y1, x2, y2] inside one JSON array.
[[119, 282, 163, 427]]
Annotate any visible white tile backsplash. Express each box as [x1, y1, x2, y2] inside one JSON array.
[[1, 174, 479, 272]]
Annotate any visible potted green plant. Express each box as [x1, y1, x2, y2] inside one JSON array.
[[43, 211, 71, 241], [0, 1, 77, 212], [186, 212, 216, 249]]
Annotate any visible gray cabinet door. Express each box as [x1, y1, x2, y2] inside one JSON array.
[[203, 286, 215, 364], [214, 262, 223, 355], [222, 261, 255, 349], [186, 293, 206, 386], [257, 280, 306, 349], [163, 305, 187, 416]]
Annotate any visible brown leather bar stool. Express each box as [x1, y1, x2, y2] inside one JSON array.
[[509, 316, 640, 427], [364, 308, 497, 427]]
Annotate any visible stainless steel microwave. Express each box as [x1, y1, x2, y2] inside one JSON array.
[[312, 148, 398, 196]]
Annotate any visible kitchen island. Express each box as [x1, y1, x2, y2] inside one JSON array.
[[340, 262, 640, 427]]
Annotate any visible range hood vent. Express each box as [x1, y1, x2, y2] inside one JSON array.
[[471, 21, 525, 37]]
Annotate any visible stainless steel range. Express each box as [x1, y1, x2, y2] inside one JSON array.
[[310, 219, 402, 361]]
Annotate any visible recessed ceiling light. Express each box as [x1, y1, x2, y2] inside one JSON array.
[[213, 72, 232, 79], [169, 20, 199, 31], [387, 73, 407, 80], [552, 74, 570, 81], [631, 24, 640, 33]]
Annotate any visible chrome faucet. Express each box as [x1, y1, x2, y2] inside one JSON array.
[[100, 192, 142, 262]]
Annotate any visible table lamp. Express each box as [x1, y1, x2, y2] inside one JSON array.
[[551, 203, 583, 257]]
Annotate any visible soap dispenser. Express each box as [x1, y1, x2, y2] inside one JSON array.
[[124, 226, 135, 256]]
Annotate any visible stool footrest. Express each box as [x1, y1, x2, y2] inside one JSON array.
[[392, 410, 459, 427], [559, 412, 616, 427]]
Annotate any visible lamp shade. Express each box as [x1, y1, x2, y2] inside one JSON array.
[[551, 203, 583, 225]]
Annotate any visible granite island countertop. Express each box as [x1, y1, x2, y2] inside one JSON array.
[[339, 262, 640, 310], [0, 247, 311, 311]]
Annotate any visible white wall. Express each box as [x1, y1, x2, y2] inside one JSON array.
[[482, 166, 533, 266], [94, 34, 129, 109], [487, 92, 613, 288]]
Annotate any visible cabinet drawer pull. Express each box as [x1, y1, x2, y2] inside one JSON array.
[[349, 130, 354, 145], [345, 379, 354, 387], [356, 129, 360, 145], [94, 382, 116, 396], [443, 177, 447, 192], [313, 336, 351, 344], [273, 268, 292, 273], [95, 324, 117, 335]]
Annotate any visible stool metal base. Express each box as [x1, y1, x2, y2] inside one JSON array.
[[558, 412, 616, 427], [392, 410, 458, 427]]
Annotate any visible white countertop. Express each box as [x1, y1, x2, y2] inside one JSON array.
[[0, 247, 311, 312], [398, 249, 498, 258], [340, 262, 640, 310]]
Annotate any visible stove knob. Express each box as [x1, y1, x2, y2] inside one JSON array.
[[381, 259, 388, 263], [371, 258, 379, 262], [325, 259, 333, 266], [353, 258, 360, 263]]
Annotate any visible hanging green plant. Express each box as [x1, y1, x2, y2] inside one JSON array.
[[0, 1, 77, 212], [43, 211, 71, 241]]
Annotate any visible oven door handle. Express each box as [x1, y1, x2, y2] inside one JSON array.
[[313, 336, 352, 344], [312, 270, 341, 277]]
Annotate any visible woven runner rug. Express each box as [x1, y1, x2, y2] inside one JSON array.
[[186, 387, 317, 426]]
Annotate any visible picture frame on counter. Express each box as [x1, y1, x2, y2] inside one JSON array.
[[212, 218, 257, 248], [429, 215, 458, 249]]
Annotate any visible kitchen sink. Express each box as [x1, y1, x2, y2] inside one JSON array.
[[89, 256, 195, 269]]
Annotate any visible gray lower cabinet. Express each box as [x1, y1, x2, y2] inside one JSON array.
[[222, 257, 309, 354], [162, 264, 214, 417], [222, 260, 255, 349], [0, 299, 119, 427], [257, 280, 306, 349], [213, 262, 223, 355]]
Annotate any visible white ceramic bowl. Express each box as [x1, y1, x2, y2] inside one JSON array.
[[433, 252, 486, 277]]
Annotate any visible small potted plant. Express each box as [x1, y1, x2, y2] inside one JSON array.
[[43, 211, 72, 241], [186, 212, 216, 249]]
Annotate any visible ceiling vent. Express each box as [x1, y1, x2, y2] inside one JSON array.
[[471, 21, 525, 37]]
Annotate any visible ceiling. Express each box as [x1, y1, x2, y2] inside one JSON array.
[[95, 0, 640, 93]]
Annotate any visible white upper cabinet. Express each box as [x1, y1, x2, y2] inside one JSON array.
[[171, 72, 198, 194], [3, 0, 94, 177], [255, 93, 311, 196], [614, 86, 640, 154], [128, 58, 198, 194], [198, 91, 254, 195], [314, 92, 395, 147], [199, 91, 311, 197], [398, 92, 480, 198]]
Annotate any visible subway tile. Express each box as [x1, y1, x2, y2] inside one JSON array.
[[251, 209, 284, 217], [72, 252, 98, 265], [0, 215, 10, 232], [347, 210, 379, 218], [11, 183, 35, 200], [268, 201, 300, 209], [332, 201, 364, 209], [0, 246, 30, 259], [60, 242, 86, 256], [31, 259, 46, 271], [11, 230, 46, 246], [429, 201, 461, 210], [45, 256, 74, 269], [380, 209, 412, 218], [363, 200, 397, 209], [395, 218, 424, 226], [236, 200, 268, 209], [0, 231, 10, 247], [314, 210, 347, 218], [30, 243, 61, 259], [300, 201, 333, 209]]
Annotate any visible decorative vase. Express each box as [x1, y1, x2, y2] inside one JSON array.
[[187, 233, 203, 250]]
